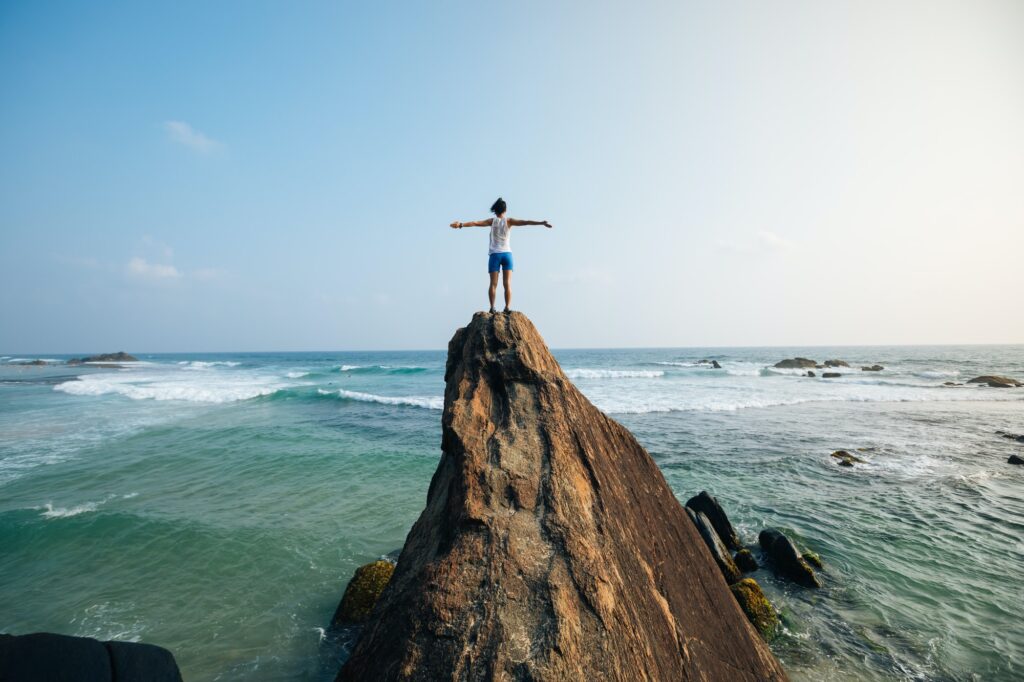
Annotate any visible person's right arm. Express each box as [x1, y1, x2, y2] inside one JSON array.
[[450, 219, 492, 229]]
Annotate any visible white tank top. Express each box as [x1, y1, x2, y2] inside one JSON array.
[[488, 216, 511, 254]]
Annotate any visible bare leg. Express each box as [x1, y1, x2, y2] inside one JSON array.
[[502, 269, 512, 311], [488, 272, 498, 312]]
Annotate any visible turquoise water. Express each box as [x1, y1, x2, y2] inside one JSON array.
[[2, 346, 1022, 680]]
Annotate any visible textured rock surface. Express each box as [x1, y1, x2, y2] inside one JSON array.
[[332, 560, 396, 624], [338, 312, 787, 681], [0, 632, 182, 682], [758, 529, 821, 588], [685, 507, 743, 584], [685, 490, 742, 550], [729, 579, 779, 641], [735, 549, 759, 573]]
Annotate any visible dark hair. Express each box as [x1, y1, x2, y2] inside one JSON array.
[[490, 197, 507, 216]]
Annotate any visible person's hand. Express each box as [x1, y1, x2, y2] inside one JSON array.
[[543, 221, 552, 228], [450, 221, 461, 229]]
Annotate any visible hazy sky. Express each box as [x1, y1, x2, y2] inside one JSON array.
[[2, 1, 1021, 352]]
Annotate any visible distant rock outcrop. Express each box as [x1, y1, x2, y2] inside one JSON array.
[[860, 365, 884, 372], [0, 632, 182, 682], [822, 372, 842, 379], [774, 357, 817, 369], [338, 312, 787, 681], [967, 375, 1022, 388], [823, 360, 849, 368], [68, 351, 138, 365]]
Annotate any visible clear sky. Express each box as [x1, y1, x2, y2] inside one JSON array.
[[2, 1, 1022, 352]]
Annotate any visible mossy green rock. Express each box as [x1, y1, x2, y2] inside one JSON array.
[[730, 578, 779, 641], [332, 560, 395, 624], [734, 548, 759, 572], [803, 551, 823, 569]]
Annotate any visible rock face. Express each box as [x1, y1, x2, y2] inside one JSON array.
[[967, 375, 1022, 388], [333, 560, 396, 624], [685, 490, 742, 550], [338, 312, 787, 681], [758, 529, 821, 588], [774, 358, 816, 369], [0, 632, 182, 682]]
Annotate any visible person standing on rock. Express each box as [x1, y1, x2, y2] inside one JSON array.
[[450, 197, 552, 313]]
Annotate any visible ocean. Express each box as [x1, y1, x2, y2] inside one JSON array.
[[1, 344, 1022, 681]]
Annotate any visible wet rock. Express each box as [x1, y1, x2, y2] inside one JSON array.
[[331, 560, 395, 625], [831, 450, 865, 466], [735, 548, 759, 572], [712, 360, 722, 369], [685, 490, 742, 550], [730, 579, 780, 641], [823, 360, 850, 368], [822, 372, 842, 378], [861, 365, 884, 372], [1009, 455, 1024, 465], [802, 551, 823, 569], [942, 382, 963, 386], [967, 375, 1022, 388], [758, 528, 821, 588], [686, 507, 743, 585], [806, 371, 815, 377], [774, 357, 817, 369], [0, 632, 182, 682], [338, 312, 788, 681], [68, 351, 138, 366]]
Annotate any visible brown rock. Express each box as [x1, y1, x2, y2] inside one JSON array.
[[774, 357, 817, 369], [831, 450, 865, 465], [338, 312, 787, 681], [823, 359, 849, 368], [861, 365, 884, 372], [967, 375, 1022, 388]]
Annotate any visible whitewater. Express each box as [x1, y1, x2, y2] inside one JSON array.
[[2, 344, 1023, 681]]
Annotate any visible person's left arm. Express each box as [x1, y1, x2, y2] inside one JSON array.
[[508, 218, 553, 228]]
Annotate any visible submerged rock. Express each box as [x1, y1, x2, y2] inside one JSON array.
[[831, 450, 865, 466], [735, 548, 759, 572], [0, 632, 182, 682], [861, 365, 884, 372], [823, 359, 849, 368], [774, 357, 817, 369], [1009, 455, 1024, 465], [332, 560, 395, 625], [686, 507, 743, 584], [685, 490, 742, 550], [338, 312, 787, 681], [758, 528, 821, 588], [802, 551, 824, 569], [806, 370, 816, 377], [730, 579, 780, 641]]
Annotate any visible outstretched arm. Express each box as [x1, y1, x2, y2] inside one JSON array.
[[508, 218, 553, 228], [450, 219, 492, 229]]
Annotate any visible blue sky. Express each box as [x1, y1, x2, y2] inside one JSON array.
[[2, 1, 1022, 352]]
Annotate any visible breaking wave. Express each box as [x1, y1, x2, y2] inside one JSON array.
[[317, 388, 443, 410]]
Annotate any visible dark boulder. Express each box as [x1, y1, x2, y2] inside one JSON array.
[[712, 360, 722, 369], [730, 579, 779, 641], [686, 507, 742, 585], [685, 490, 742, 550], [802, 551, 823, 569], [806, 371, 815, 377], [774, 358, 817, 369], [331, 560, 395, 625], [0, 632, 182, 682], [1009, 455, 1024, 465], [758, 528, 821, 588], [831, 450, 865, 466], [943, 382, 962, 386], [823, 360, 849, 368], [822, 372, 842, 378], [735, 548, 759, 572], [861, 365, 884, 372], [68, 352, 138, 366], [967, 375, 1022, 388]]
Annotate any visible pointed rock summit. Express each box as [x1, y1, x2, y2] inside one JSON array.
[[338, 312, 787, 681]]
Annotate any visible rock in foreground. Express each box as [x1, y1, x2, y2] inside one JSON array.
[[338, 312, 786, 681], [332, 560, 395, 625], [0, 632, 182, 682], [758, 529, 821, 588], [686, 490, 742, 550], [730, 579, 780, 641]]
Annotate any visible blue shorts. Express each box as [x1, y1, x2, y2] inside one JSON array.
[[488, 252, 513, 273]]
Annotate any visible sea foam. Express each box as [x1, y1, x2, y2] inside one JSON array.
[[318, 388, 443, 410], [565, 369, 664, 379]]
